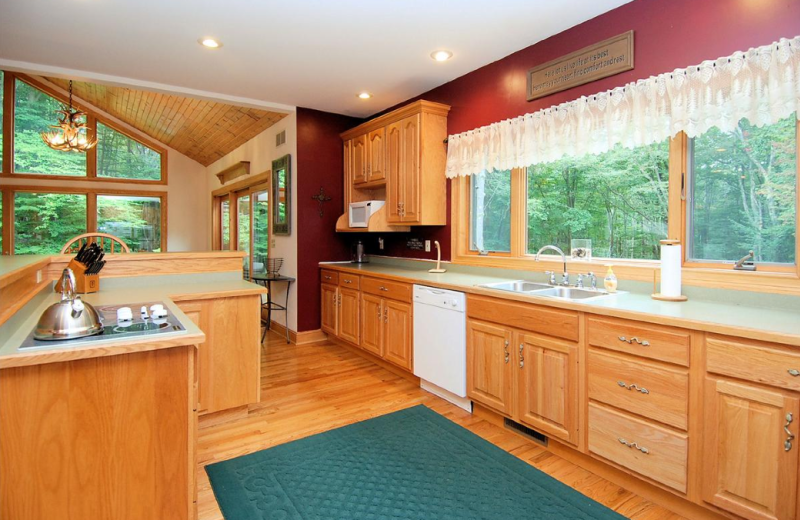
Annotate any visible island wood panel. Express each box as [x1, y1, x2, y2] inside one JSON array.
[[46, 252, 246, 280], [178, 295, 261, 414], [177, 300, 211, 413], [0, 345, 194, 520], [0, 261, 50, 327], [467, 294, 579, 342], [588, 349, 689, 430]]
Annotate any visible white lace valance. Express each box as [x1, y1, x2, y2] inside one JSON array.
[[445, 36, 800, 178]]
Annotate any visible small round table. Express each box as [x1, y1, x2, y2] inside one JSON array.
[[250, 273, 295, 344]]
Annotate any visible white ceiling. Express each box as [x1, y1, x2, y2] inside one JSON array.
[[0, 0, 632, 118]]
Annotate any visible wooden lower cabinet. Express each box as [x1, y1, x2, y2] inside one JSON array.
[[467, 319, 515, 416], [359, 293, 413, 370], [383, 299, 413, 370], [338, 287, 361, 345], [176, 295, 261, 415], [0, 346, 196, 520], [703, 377, 800, 520], [517, 332, 578, 445], [321, 283, 339, 336]]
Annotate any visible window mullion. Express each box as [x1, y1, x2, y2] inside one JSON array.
[[510, 167, 525, 257], [87, 115, 97, 179], [3, 73, 14, 174], [667, 132, 687, 256], [87, 192, 98, 234]]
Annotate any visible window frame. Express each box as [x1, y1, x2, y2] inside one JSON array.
[[0, 185, 168, 255], [1, 72, 168, 186], [452, 123, 800, 292]]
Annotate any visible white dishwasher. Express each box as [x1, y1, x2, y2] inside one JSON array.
[[413, 285, 471, 412]]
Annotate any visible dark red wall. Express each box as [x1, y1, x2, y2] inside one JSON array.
[[371, 0, 800, 261], [296, 107, 363, 331]]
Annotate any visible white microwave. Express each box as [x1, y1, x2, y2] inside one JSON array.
[[349, 201, 385, 228]]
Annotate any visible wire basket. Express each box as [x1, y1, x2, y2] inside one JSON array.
[[266, 258, 283, 276]]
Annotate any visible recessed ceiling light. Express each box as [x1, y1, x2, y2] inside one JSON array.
[[430, 50, 453, 62], [199, 38, 222, 49], [358, 92, 372, 99]]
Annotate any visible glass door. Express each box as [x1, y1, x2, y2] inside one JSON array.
[[237, 192, 251, 278], [220, 195, 231, 250], [251, 186, 269, 276]]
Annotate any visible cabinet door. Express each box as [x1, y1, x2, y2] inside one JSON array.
[[352, 134, 367, 185], [384, 299, 413, 371], [338, 287, 360, 345], [321, 283, 339, 336], [517, 332, 578, 445], [385, 121, 402, 222], [361, 293, 383, 356], [176, 300, 210, 414], [467, 319, 514, 416], [367, 127, 386, 183], [343, 139, 353, 200], [400, 114, 421, 223], [703, 378, 799, 520]]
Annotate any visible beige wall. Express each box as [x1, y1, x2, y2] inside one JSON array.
[[2, 77, 211, 252], [207, 112, 298, 331]]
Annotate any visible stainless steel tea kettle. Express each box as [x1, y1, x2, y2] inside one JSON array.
[[34, 269, 103, 341]]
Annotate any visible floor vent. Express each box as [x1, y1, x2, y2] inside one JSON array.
[[504, 418, 548, 446], [275, 130, 286, 147]]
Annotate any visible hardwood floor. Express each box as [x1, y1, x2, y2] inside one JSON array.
[[196, 331, 686, 520]]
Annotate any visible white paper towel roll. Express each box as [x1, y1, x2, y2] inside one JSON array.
[[660, 241, 682, 297]]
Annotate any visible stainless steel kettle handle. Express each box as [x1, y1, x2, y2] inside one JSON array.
[[60, 268, 77, 302]]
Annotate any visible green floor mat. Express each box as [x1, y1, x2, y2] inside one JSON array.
[[206, 405, 626, 519]]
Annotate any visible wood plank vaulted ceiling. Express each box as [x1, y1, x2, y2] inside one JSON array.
[[44, 77, 288, 166]]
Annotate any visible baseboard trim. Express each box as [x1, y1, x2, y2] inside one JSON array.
[[471, 404, 729, 520]]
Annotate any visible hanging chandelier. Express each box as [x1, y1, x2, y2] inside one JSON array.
[[40, 80, 97, 153]]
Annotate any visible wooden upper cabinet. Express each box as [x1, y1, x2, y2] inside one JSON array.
[[367, 128, 386, 184], [351, 134, 367, 185], [467, 319, 514, 416], [386, 121, 403, 223], [339, 100, 449, 229], [517, 332, 578, 445], [703, 378, 799, 520]]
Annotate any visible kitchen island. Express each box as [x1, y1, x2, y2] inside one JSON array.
[[0, 252, 266, 520]]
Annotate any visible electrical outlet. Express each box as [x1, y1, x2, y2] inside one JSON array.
[[425, 240, 431, 252], [378, 237, 384, 250]]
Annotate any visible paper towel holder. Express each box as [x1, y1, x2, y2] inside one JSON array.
[[652, 239, 688, 302]]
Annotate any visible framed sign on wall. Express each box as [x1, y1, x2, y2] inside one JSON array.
[[272, 154, 291, 236], [527, 31, 634, 101]]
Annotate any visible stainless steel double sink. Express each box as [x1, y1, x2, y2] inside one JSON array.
[[477, 280, 614, 301]]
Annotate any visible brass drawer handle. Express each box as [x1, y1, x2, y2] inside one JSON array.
[[344, 279, 352, 284], [618, 438, 650, 454], [384, 307, 388, 323], [324, 275, 332, 280], [619, 336, 650, 346], [789, 369, 800, 377], [617, 381, 650, 394], [504, 340, 510, 364], [786, 413, 795, 452], [379, 286, 389, 292]]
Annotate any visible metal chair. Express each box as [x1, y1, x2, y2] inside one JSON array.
[[60, 233, 131, 254]]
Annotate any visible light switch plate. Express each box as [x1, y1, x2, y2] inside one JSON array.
[[425, 240, 431, 252]]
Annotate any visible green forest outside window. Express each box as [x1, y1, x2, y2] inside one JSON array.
[[470, 170, 512, 253], [526, 140, 670, 261], [97, 122, 162, 181], [14, 193, 87, 254], [97, 195, 162, 252], [688, 114, 797, 265]]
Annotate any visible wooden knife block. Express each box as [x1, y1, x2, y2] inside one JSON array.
[[55, 259, 100, 294]]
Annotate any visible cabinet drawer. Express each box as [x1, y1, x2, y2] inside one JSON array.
[[588, 349, 689, 430], [467, 295, 578, 342], [320, 269, 339, 285], [588, 403, 688, 493], [587, 316, 690, 367], [707, 336, 800, 392], [362, 277, 411, 303], [339, 273, 361, 290]]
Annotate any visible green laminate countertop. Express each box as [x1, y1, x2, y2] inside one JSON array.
[[320, 258, 800, 346]]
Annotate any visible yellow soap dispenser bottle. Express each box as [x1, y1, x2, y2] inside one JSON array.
[[604, 265, 618, 293]]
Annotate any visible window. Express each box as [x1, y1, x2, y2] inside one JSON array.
[[220, 196, 231, 250], [252, 190, 269, 275], [14, 192, 87, 254], [237, 193, 251, 277], [689, 114, 797, 265], [527, 140, 669, 260], [470, 170, 512, 253], [14, 79, 86, 176], [97, 195, 162, 252], [97, 122, 162, 181]]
